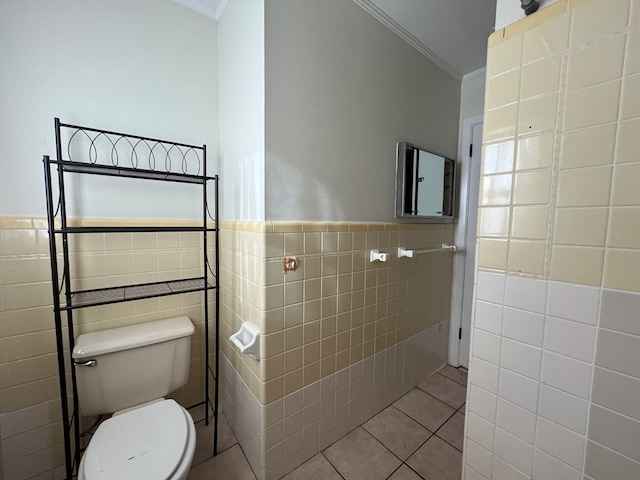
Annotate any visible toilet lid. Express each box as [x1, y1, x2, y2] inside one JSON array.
[[83, 400, 189, 480]]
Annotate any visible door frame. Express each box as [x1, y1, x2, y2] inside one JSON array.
[[449, 114, 483, 367]]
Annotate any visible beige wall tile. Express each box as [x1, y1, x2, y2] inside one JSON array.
[[616, 119, 640, 164], [567, 35, 626, 91], [523, 12, 569, 63], [560, 124, 617, 169], [633, 0, 640, 25], [477, 239, 509, 270], [554, 207, 609, 246], [486, 69, 521, 110], [608, 208, 640, 248], [518, 94, 558, 135], [564, 81, 621, 131], [480, 174, 513, 205], [612, 163, 640, 205], [621, 74, 640, 120], [521, 56, 561, 99], [513, 170, 552, 205], [484, 105, 518, 142], [557, 166, 612, 207], [478, 207, 511, 237], [604, 249, 640, 291], [512, 206, 549, 240], [0, 258, 39, 285], [516, 133, 555, 171], [508, 240, 546, 275], [0, 230, 37, 255], [488, 33, 523, 77], [570, 0, 630, 47], [550, 246, 605, 285], [483, 141, 515, 175]]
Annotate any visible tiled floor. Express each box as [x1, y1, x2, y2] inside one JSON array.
[[188, 365, 467, 480]]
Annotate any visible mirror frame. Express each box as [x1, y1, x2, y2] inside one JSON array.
[[394, 141, 456, 222]]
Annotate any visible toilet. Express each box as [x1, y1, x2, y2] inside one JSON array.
[[72, 316, 197, 480]]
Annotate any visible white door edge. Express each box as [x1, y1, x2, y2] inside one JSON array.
[[449, 114, 483, 368]]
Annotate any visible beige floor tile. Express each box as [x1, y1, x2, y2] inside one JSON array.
[[436, 412, 464, 451], [188, 444, 256, 480], [438, 366, 468, 387], [417, 373, 467, 409], [363, 406, 432, 460], [283, 454, 342, 480], [388, 464, 425, 480], [323, 427, 401, 480], [191, 413, 238, 467], [393, 388, 455, 432], [407, 436, 463, 480]]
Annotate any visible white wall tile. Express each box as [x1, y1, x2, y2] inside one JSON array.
[[541, 351, 592, 399], [503, 307, 544, 347], [600, 289, 640, 336], [544, 316, 596, 363], [538, 384, 589, 434], [477, 271, 506, 304], [469, 385, 498, 423], [473, 330, 502, 365], [470, 358, 500, 394], [465, 465, 490, 480], [494, 427, 534, 476], [466, 439, 494, 478], [467, 412, 496, 451], [493, 456, 530, 480], [591, 366, 640, 421], [496, 398, 537, 444], [547, 281, 600, 325], [588, 404, 640, 463], [475, 300, 504, 335], [595, 329, 640, 380], [499, 368, 540, 413], [501, 338, 542, 380], [534, 448, 581, 480], [505, 276, 547, 313], [535, 417, 585, 470]]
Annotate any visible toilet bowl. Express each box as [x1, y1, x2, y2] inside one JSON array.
[[72, 317, 197, 480], [77, 399, 195, 480]]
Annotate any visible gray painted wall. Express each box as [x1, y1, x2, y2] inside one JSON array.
[[264, 0, 461, 222]]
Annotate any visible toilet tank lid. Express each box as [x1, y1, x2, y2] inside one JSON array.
[[73, 316, 194, 359]]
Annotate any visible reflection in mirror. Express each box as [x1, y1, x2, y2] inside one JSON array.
[[395, 142, 455, 220]]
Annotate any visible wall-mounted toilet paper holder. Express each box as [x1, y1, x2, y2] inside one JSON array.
[[230, 322, 260, 360]]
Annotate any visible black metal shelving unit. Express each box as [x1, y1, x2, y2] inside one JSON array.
[[43, 118, 220, 479]]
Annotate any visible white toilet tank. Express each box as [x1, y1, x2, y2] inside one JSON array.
[[72, 316, 195, 416]]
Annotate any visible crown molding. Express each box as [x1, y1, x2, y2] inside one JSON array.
[[462, 67, 486, 82], [353, 0, 463, 81], [172, 0, 219, 20]]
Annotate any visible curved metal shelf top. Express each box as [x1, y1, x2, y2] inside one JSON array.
[[55, 117, 211, 181]]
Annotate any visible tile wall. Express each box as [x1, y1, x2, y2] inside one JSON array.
[[0, 217, 215, 480], [465, 0, 640, 478], [219, 221, 455, 479]]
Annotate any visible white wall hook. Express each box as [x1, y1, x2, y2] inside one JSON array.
[[230, 322, 260, 360], [370, 249, 389, 262], [397, 247, 415, 258]]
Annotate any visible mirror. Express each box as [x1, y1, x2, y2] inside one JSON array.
[[395, 142, 455, 220]]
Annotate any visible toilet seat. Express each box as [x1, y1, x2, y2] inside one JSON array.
[[80, 399, 193, 479]]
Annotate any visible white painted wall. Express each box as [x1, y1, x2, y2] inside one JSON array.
[[495, 0, 561, 29], [218, 0, 265, 221], [0, 0, 218, 219], [264, 0, 460, 222]]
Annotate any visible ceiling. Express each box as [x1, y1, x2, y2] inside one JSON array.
[[173, 0, 497, 81]]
